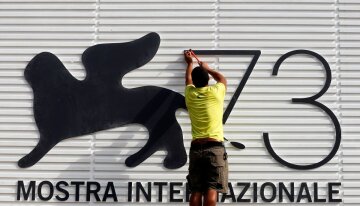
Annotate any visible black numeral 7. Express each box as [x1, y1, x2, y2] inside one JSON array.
[[192, 50, 261, 149], [192, 50, 261, 123]]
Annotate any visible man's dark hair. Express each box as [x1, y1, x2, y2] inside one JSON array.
[[191, 66, 209, 88]]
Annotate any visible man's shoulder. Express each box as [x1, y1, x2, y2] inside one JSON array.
[[209, 83, 226, 99], [185, 84, 195, 91], [210, 82, 225, 90], [185, 84, 195, 96], [215, 82, 225, 87]]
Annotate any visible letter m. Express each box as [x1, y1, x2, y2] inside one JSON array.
[[17, 181, 36, 200]]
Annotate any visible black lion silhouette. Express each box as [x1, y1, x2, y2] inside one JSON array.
[[18, 32, 187, 169]]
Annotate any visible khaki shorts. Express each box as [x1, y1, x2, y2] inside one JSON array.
[[187, 142, 228, 193]]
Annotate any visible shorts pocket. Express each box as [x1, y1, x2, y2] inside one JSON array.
[[209, 147, 226, 167], [209, 147, 228, 193]]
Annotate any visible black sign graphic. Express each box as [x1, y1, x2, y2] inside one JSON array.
[[18, 32, 341, 170], [18, 32, 187, 169]]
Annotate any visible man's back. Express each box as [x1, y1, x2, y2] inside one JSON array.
[[185, 82, 226, 142]]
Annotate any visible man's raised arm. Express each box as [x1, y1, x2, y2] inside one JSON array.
[[184, 50, 193, 86], [200, 61, 227, 88]]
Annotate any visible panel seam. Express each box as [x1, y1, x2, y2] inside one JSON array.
[[90, 0, 100, 204], [214, 0, 220, 70], [94, 0, 100, 45], [334, 0, 343, 205]]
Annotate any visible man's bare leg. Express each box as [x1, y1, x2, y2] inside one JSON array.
[[204, 189, 217, 206], [190, 192, 202, 206]]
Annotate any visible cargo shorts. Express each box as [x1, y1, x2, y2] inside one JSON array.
[[187, 142, 228, 193]]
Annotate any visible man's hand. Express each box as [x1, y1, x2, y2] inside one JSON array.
[[184, 50, 193, 65], [185, 50, 193, 85]]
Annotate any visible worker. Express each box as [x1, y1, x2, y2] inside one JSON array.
[[184, 50, 228, 206]]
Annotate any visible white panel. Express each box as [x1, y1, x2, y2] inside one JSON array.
[[339, 0, 360, 205], [0, 0, 359, 205]]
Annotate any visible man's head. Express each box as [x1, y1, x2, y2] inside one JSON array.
[[192, 66, 209, 88]]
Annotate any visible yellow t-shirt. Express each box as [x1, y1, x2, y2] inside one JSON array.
[[185, 82, 226, 142]]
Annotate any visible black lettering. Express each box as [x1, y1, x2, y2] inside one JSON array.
[[313, 182, 326, 202], [170, 182, 183, 202], [221, 183, 235, 202], [328, 182, 342, 202], [128, 182, 132, 202], [253, 182, 258, 202], [154, 182, 167, 202], [55, 181, 69, 201], [103, 182, 117, 202], [236, 182, 250, 202], [38, 181, 54, 201], [297, 182, 312, 202], [260, 182, 276, 202], [136, 182, 151, 202], [86, 181, 101, 201], [71, 181, 84, 201], [17, 180, 36, 201], [279, 182, 294, 202]]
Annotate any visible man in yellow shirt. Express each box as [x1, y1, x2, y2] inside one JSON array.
[[184, 50, 228, 206]]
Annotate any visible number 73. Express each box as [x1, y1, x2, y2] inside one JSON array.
[[192, 49, 341, 170]]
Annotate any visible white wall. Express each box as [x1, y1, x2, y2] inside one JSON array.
[[0, 0, 359, 205]]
